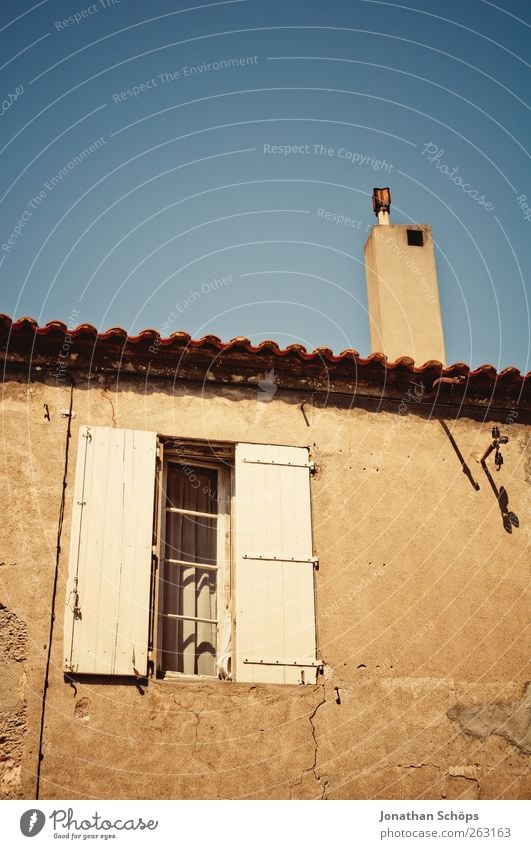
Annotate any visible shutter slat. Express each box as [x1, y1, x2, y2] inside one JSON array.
[[64, 426, 157, 676], [234, 443, 317, 685]]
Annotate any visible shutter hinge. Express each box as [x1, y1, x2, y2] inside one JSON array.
[[243, 658, 323, 669], [243, 554, 318, 565], [243, 458, 314, 469]]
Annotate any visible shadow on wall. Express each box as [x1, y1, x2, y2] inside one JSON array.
[[439, 420, 520, 534], [480, 461, 520, 534], [439, 420, 480, 491]]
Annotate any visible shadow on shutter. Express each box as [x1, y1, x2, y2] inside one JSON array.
[[234, 443, 319, 685], [63, 426, 157, 676]]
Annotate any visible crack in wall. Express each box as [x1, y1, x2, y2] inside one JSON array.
[[100, 389, 116, 427], [398, 761, 480, 799], [398, 762, 441, 770], [290, 685, 328, 800], [173, 696, 201, 750]]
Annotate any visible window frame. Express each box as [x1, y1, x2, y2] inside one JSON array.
[[152, 440, 232, 681]]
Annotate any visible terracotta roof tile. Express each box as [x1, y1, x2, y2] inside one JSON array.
[[1, 314, 529, 410]]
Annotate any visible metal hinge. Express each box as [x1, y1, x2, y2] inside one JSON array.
[[243, 458, 314, 470], [243, 554, 318, 566], [243, 658, 323, 669]]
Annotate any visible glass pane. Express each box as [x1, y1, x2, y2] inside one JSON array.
[[165, 514, 217, 565], [162, 616, 216, 677], [161, 463, 219, 675], [162, 564, 217, 619], [166, 464, 218, 514]]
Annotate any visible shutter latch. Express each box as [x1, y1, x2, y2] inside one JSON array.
[[68, 577, 82, 620]]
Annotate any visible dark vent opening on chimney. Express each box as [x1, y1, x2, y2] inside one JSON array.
[[407, 229, 424, 247]]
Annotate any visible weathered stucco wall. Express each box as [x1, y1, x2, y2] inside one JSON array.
[[0, 374, 529, 800]]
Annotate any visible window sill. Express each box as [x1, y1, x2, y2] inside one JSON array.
[[156, 672, 232, 684]]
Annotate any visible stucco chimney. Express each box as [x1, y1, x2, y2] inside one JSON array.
[[364, 188, 446, 365]]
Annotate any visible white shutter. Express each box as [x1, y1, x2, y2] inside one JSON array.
[[234, 443, 319, 685], [63, 426, 157, 676]]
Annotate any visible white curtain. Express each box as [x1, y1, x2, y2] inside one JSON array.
[[163, 466, 217, 675]]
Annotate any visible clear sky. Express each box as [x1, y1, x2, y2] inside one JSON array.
[[0, 0, 529, 369]]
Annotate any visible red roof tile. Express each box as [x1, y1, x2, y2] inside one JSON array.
[[1, 314, 529, 410]]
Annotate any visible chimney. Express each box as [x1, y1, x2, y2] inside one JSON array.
[[364, 188, 446, 365]]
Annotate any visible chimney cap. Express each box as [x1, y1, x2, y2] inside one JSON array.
[[372, 187, 391, 217]]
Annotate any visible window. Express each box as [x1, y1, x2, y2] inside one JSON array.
[[157, 456, 230, 679], [407, 228, 424, 246], [63, 427, 320, 685]]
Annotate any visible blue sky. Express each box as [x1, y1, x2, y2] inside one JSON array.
[[0, 0, 529, 369]]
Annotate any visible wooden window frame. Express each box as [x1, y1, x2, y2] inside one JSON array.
[[152, 439, 233, 681]]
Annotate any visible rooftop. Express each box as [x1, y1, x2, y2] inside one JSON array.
[[1, 314, 529, 413]]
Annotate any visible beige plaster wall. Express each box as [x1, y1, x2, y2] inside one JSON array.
[[0, 376, 529, 800]]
